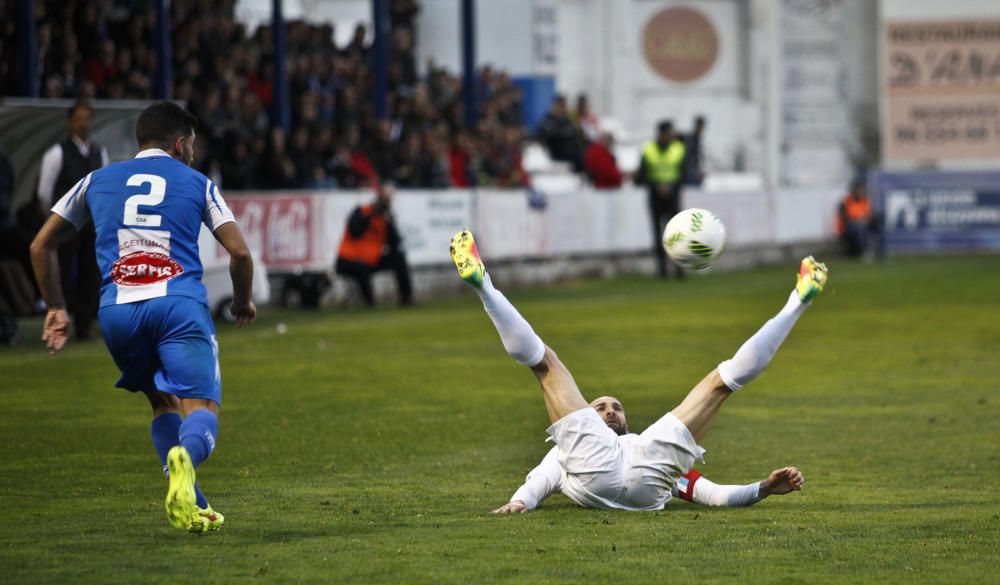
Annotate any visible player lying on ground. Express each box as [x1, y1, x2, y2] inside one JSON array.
[[449, 230, 826, 513], [30, 101, 256, 533]]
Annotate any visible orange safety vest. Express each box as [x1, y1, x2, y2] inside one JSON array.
[[337, 204, 388, 266], [837, 196, 871, 234]]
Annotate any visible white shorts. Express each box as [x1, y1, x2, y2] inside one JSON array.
[[546, 407, 706, 510]]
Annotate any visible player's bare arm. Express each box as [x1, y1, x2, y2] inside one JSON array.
[[212, 221, 256, 326], [29, 213, 81, 354]]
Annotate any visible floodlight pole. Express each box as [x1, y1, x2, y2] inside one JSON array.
[[272, 0, 291, 136], [461, 0, 477, 128], [17, 0, 38, 97], [153, 0, 172, 100], [372, 0, 389, 120]]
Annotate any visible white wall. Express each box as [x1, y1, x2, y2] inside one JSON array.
[[417, 0, 536, 76], [236, 0, 371, 46], [881, 0, 1000, 20], [416, 0, 463, 73]]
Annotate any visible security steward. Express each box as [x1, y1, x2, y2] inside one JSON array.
[[636, 120, 686, 278]]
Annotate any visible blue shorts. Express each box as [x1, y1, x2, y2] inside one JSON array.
[[99, 296, 222, 404]]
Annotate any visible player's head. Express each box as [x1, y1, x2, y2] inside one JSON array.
[[135, 101, 198, 166], [67, 102, 93, 141], [590, 396, 628, 436]]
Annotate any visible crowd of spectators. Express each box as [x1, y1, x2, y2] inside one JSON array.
[[537, 92, 629, 189], [0, 0, 531, 191]]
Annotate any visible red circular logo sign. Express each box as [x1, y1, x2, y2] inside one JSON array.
[[112, 251, 184, 286], [642, 7, 719, 83]]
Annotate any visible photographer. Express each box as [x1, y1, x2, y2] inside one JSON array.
[[335, 183, 414, 307]]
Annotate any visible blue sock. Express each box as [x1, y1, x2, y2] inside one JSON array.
[[151, 412, 209, 508], [179, 409, 218, 469]]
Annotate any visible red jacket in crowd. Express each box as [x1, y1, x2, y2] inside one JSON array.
[[584, 141, 623, 188]]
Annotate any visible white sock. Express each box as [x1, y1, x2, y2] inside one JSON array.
[[717, 290, 809, 390], [474, 273, 546, 366]]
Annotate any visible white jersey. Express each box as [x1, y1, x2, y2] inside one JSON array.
[[509, 409, 769, 511], [510, 408, 706, 512], [511, 442, 764, 510]]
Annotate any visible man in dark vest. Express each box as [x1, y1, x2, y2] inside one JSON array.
[[36, 102, 108, 339]]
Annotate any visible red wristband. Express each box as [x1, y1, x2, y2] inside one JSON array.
[[677, 470, 702, 502]]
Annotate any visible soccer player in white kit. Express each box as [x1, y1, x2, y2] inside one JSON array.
[[449, 230, 825, 513]]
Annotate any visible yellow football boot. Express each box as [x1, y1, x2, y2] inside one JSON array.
[[796, 255, 829, 303], [164, 446, 197, 530], [449, 229, 485, 287]]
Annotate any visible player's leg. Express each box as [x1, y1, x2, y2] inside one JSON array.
[[144, 390, 214, 517], [672, 256, 829, 442], [154, 298, 225, 532], [530, 347, 591, 424], [450, 230, 588, 423], [100, 301, 219, 530]]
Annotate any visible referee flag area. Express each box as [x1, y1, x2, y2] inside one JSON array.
[[1, 255, 997, 584]]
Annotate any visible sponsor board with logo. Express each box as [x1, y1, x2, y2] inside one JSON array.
[[198, 186, 845, 274], [873, 170, 1000, 250]]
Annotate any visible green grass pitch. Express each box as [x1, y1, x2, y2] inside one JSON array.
[[1, 255, 998, 584]]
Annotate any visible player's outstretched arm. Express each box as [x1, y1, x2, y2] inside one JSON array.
[[492, 500, 528, 514], [676, 466, 804, 507], [30, 214, 79, 354], [493, 448, 564, 514], [758, 466, 805, 497], [213, 222, 256, 326]]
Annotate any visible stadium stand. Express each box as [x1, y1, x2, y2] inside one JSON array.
[[0, 0, 532, 191]]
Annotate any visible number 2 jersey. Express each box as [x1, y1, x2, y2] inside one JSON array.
[[51, 148, 235, 308]]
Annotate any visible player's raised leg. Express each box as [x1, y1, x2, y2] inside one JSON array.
[[672, 256, 829, 441], [450, 230, 588, 423]]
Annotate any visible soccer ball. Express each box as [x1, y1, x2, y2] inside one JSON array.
[[662, 208, 726, 270]]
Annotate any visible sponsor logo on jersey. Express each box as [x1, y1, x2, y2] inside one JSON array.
[[111, 251, 184, 286]]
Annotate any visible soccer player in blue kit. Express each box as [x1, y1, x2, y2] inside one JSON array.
[[30, 101, 256, 533]]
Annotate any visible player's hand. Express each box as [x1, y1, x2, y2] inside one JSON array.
[[231, 300, 257, 327], [42, 308, 70, 355], [491, 500, 528, 514], [759, 466, 804, 497]]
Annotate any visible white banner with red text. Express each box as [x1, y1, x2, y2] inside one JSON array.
[[199, 186, 844, 273]]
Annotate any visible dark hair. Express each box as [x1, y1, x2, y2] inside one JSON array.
[[135, 101, 198, 148], [657, 120, 673, 134], [67, 101, 92, 118]]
